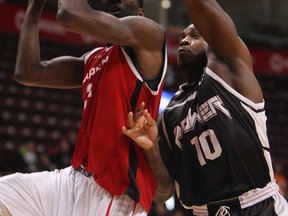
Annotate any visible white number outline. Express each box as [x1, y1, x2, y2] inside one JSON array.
[[191, 129, 222, 166], [84, 83, 93, 109]]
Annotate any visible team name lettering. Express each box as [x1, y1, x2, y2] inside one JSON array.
[[174, 95, 231, 148], [83, 56, 109, 83]]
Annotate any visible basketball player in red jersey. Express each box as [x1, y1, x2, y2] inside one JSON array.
[[0, 0, 168, 215], [123, 0, 288, 215]]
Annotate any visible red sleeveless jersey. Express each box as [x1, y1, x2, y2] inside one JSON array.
[[71, 45, 167, 212]]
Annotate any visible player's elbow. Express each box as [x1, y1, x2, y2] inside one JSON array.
[[14, 72, 35, 86], [57, 8, 74, 29], [57, 8, 69, 25], [14, 67, 40, 87]]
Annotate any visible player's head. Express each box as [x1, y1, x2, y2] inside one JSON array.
[[98, 0, 144, 18], [177, 24, 207, 74]]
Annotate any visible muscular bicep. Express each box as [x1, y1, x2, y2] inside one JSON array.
[[58, 0, 139, 46], [57, 0, 165, 79], [58, 5, 163, 50], [15, 56, 84, 89]]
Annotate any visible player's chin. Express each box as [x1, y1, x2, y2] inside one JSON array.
[[178, 56, 191, 68]]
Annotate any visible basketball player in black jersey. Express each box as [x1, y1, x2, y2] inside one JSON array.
[[123, 0, 288, 215]]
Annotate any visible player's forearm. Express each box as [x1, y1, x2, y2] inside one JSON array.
[[183, 0, 223, 25], [142, 144, 175, 203], [14, 0, 45, 85], [57, 0, 94, 34], [57, 0, 135, 46]]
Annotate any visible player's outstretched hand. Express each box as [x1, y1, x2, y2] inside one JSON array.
[[122, 102, 158, 151]]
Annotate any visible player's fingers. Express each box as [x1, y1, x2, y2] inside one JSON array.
[[122, 125, 134, 136], [122, 126, 130, 136], [127, 112, 134, 128], [144, 110, 156, 127], [135, 102, 145, 113], [134, 110, 145, 124]]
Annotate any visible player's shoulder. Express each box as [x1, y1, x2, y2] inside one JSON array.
[[83, 47, 108, 62]]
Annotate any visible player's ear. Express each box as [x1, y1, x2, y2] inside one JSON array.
[[138, 8, 144, 16]]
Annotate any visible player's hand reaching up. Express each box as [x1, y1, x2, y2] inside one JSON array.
[[122, 102, 158, 151]]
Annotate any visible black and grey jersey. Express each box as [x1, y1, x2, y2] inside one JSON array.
[[158, 67, 274, 207]]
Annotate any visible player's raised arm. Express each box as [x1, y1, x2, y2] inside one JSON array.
[[15, 0, 84, 89], [183, 0, 249, 64], [57, 0, 165, 81], [183, 0, 263, 103]]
